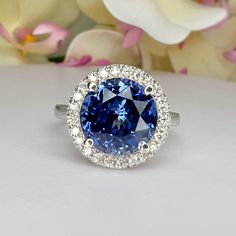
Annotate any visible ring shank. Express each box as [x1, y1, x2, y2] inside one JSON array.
[[55, 104, 180, 127], [55, 104, 68, 119]]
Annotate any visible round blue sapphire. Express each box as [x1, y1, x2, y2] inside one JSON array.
[[80, 78, 158, 156]]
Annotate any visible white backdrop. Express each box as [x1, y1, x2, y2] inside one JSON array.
[[0, 65, 235, 236]]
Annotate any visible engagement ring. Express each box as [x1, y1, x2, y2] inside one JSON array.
[[55, 65, 180, 169]]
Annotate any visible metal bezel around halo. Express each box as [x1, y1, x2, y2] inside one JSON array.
[[67, 65, 171, 169]]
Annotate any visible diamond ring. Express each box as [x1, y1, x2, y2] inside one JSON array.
[[55, 65, 180, 169]]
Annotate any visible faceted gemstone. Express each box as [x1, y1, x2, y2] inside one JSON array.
[[80, 78, 158, 156]]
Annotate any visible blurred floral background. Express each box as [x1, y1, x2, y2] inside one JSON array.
[[0, 0, 235, 81]]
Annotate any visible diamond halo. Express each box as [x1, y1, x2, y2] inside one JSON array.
[[67, 65, 171, 169]]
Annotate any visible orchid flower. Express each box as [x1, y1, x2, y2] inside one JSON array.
[[103, 0, 227, 44], [0, 0, 79, 30], [118, 22, 143, 48], [64, 29, 141, 67], [0, 23, 70, 64], [76, 0, 115, 25], [74, 0, 236, 81], [167, 1, 236, 81], [0, 0, 79, 64], [61, 55, 111, 67], [77, 0, 227, 44]]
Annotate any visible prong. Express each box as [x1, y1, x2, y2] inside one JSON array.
[[82, 77, 88, 83], [144, 85, 153, 95], [138, 141, 150, 153], [88, 82, 97, 92], [84, 138, 94, 147]]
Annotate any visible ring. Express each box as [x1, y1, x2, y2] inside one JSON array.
[[55, 64, 180, 169]]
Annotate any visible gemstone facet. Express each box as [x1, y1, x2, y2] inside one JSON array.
[[80, 78, 158, 156]]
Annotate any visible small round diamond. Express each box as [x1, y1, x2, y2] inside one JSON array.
[[100, 70, 108, 78], [83, 148, 92, 156], [80, 78, 158, 156], [71, 127, 79, 136], [74, 92, 83, 101], [89, 75, 97, 82], [69, 104, 77, 111], [75, 137, 83, 145], [111, 67, 119, 76]]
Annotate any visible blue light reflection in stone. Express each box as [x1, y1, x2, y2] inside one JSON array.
[[80, 78, 158, 156]]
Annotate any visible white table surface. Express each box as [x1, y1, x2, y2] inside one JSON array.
[[0, 65, 235, 236]]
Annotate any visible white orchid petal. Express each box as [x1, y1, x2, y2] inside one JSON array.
[[48, 0, 80, 27], [138, 42, 152, 71], [202, 17, 236, 50], [65, 29, 140, 66], [1, 0, 79, 30], [103, 0, 191, 44], [168, 33, 235, 80], [2, 0, 80, 29], [141, 33, 168, 57], [0, 23, 19, 47], [0, 43, 24, 64], [0, 39, 48, 64], [156, 0, 227, 30], [77, 0, 115, 24], [0, 0, 19, 30], [151, 54, 173, 71]]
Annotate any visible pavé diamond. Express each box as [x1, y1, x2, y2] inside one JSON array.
[[80, 78, 158, 156], [71, 127, 79, 136], [74, 92, 83, 101]]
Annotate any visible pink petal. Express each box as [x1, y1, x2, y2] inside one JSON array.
[[123, 27, 143, 48], [200, 0, 216, 6], [119, 21, 143, 48], [179, 68, 188, 75], [118, 21, 134, 33], [59, 58, 80, 67], [24, 22, 70, 55], [14, 28, 32, 42], [178, 41, 185, 49], [93, 59, 111, 66], [65, 29, 140, 66], [61, 55, 111, 67], [77, 55, 92, 65], [32, 22, 69, 37], [224, 49, 236, 63], [0, 23, 19, 48], [60, 55, 92, 67]]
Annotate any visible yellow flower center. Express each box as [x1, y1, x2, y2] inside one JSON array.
[[24, 34, 36, 44], [21, 34, 37, 56]]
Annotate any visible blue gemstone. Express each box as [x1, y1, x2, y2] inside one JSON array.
[[80, 78, 158, 156]]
